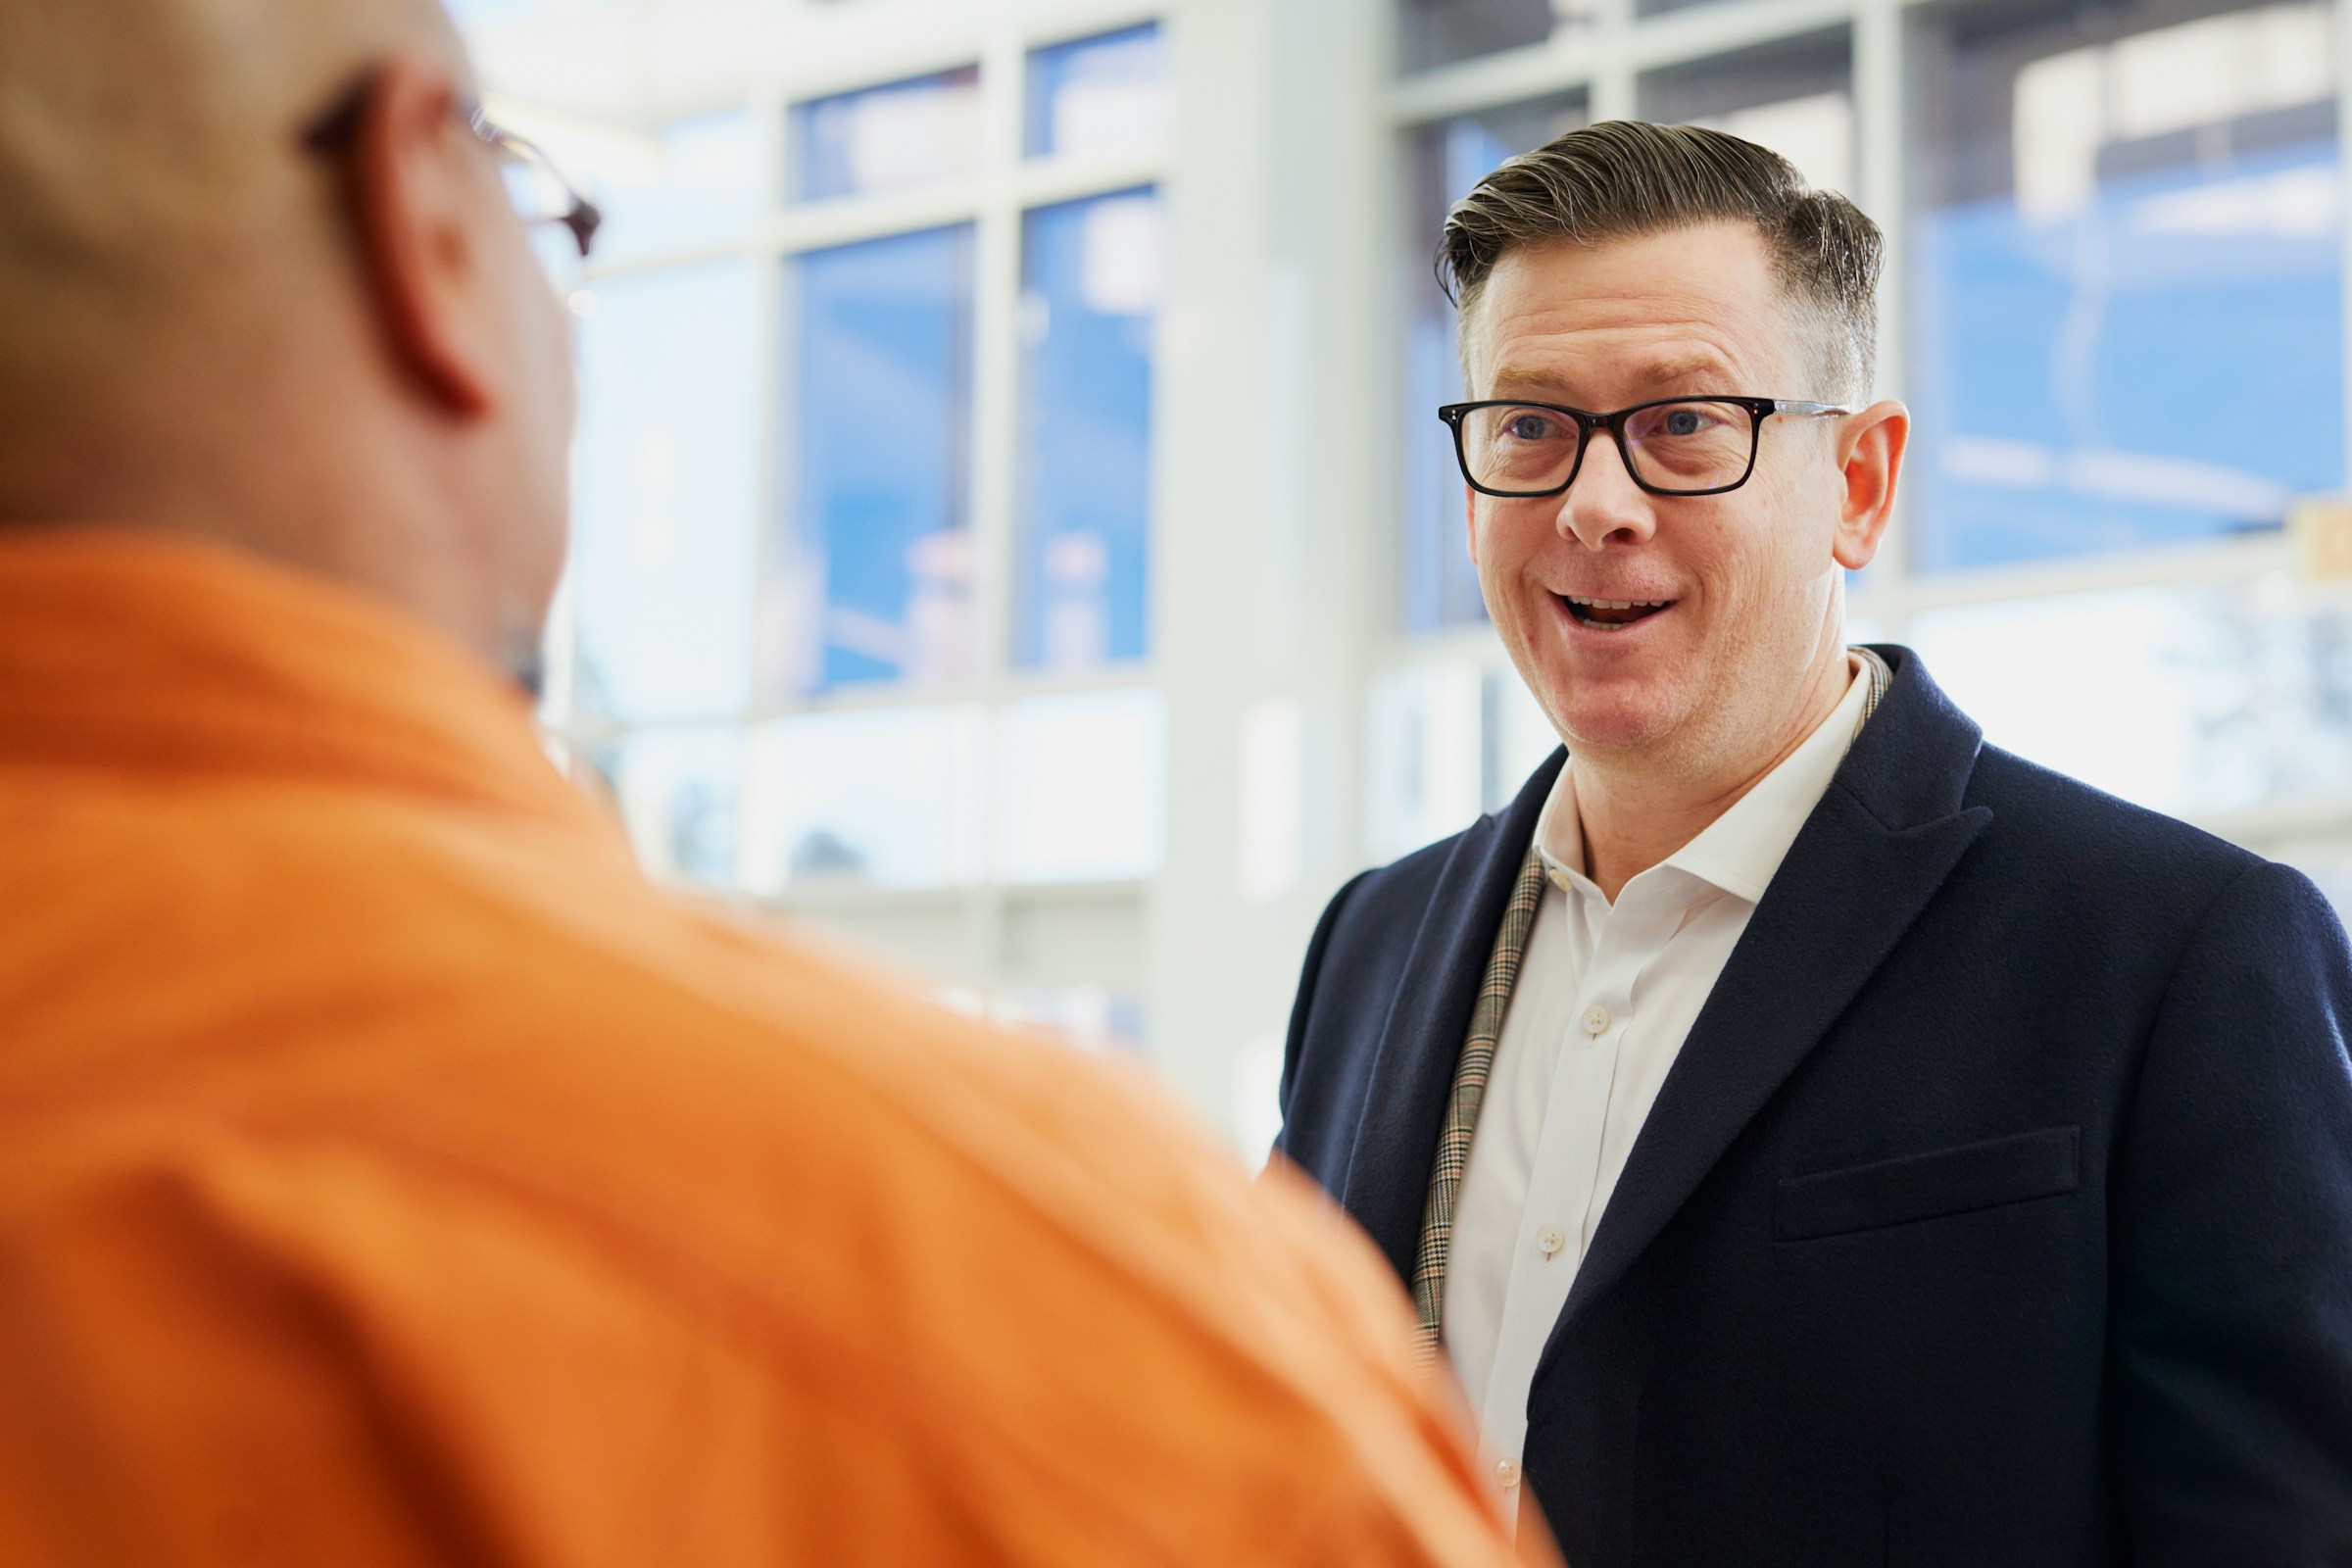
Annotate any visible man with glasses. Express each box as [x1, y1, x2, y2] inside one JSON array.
[[0, 3, 1541, 1565], [1278, 120, 2352, 1562]]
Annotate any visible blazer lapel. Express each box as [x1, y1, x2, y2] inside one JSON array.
[[1543, 647, 1993, 1357], [1340, 748, 1567, 1283]]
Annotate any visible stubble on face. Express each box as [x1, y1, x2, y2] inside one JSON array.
[[1463, 220, 1853, 792]]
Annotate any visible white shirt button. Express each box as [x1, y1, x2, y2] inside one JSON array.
[[1582, 1003, 1612, 1036], [1536, 1225, 1565, 1256], [1494, 1457, 1521, 1488]]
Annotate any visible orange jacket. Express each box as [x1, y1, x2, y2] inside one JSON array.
[[0, 528, 1542, 1568]]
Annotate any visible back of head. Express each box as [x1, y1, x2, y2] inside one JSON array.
[[0, 0, 450, 455], [1438, 120, 1884, 402], [0, 0, 570, 675]]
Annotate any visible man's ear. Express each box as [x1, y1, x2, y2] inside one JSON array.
[[348, 55, 503, 418], [1463, 484, 1481, 569], [1830, 399, 1908, 571]]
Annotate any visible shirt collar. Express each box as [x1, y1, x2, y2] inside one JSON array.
[[1535, 654, 1870, 906], [0, 526, 617, 845]]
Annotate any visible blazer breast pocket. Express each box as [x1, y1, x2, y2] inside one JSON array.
[[1774, 1126, 2082, 1243]]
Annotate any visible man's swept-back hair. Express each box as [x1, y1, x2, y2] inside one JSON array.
[[1439, 120, 1883, 401]]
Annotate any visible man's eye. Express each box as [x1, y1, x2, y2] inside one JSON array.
[[1661, 408, 1706, 436], [1505, 414, 1554, 441]]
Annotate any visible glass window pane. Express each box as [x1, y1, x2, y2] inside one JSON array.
[[791, 69, 981, 202], [1911, 0, 2342, 571], [1638, 33, 1855, 195], [1026, 24, 1171, 159], [738, 706, 988, 891], [1403, 95, 1587, 633], [1398, 0, 1582, 74], [1365, 662, 1562, 858], [588, 110, 764, 268], [593, 726, 745, 889], [1908, 574, 2352, 818], [570, 260, 761, 723], [776, 225, 977, 696], [1363, 662, 1486, 861], [1016, 188, 1160, 669], [990, 988, 1148, 1054], [1489, 667, 1561, 809], [994, 690, 1166, 883]]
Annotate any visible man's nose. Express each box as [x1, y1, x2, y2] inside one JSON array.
[[1554, 429, 1659, 551]]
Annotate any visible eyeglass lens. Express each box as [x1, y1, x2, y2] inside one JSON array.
[[489, 147, 593, 290], [496, 158, 571, 226], [1458, 399, 1758, 496]]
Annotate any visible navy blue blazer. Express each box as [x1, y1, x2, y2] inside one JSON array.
[[1278, 646, 2352, 1566]]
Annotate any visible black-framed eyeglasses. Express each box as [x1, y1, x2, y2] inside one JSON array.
[[300, 75, 603, 259], [1438, 396, 1848, 499]]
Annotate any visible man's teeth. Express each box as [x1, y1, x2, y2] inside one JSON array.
[[1568, 597, 1670, 610]]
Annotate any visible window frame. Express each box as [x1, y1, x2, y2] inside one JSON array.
[[524, 7, 1172, 1025]]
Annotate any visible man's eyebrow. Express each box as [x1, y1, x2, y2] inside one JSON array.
[[1486, 366, 1581, 399], [1627, 352, 1740, 389]]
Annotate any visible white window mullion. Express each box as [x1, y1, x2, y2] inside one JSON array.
[[968, 21, 1030, 970], [739, 90, 792, 896], [1852, 0, 1910, 596], [1592, 0, 1640, 122]]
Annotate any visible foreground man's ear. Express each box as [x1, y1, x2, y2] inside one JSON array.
[[347, 56, 504, 419], [1830, 399, 1908, 571]]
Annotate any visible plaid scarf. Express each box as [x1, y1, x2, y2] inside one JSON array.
[[1407, 648, 1892, 1352]]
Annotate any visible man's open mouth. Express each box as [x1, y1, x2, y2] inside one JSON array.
[[1561, 594, 1675, 630]]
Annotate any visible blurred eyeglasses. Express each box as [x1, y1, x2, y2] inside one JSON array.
[[464, 100, 602, 261], [300, 76, 602, 264], [1439, 396, 1848, 499]]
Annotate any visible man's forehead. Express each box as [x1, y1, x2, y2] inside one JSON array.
[[1480, 310, 1765, 402], [1489, 346, 1743, 397], [1470, 224, 1795, 392]]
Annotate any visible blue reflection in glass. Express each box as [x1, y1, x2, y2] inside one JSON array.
[[1025, 24, 1170, 159], [1914, 138, 2344, 570], [1016, 189, 1158, 669], [570, 261, 761, 722], [1404, 117, 1520, 632], [793, 69, 980, 202], [592, 110, 763, 267], [787, 225, 976, 692]]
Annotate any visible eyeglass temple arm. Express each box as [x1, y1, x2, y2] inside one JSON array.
[[465, 102, 603, 258]]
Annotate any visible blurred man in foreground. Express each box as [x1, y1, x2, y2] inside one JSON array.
[[0, 3, 1537, 1563]]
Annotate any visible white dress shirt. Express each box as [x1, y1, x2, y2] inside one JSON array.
[[1442, 657, 1871, 1513]]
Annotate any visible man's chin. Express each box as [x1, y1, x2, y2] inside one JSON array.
[[1545, 680, 1690, 759]]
